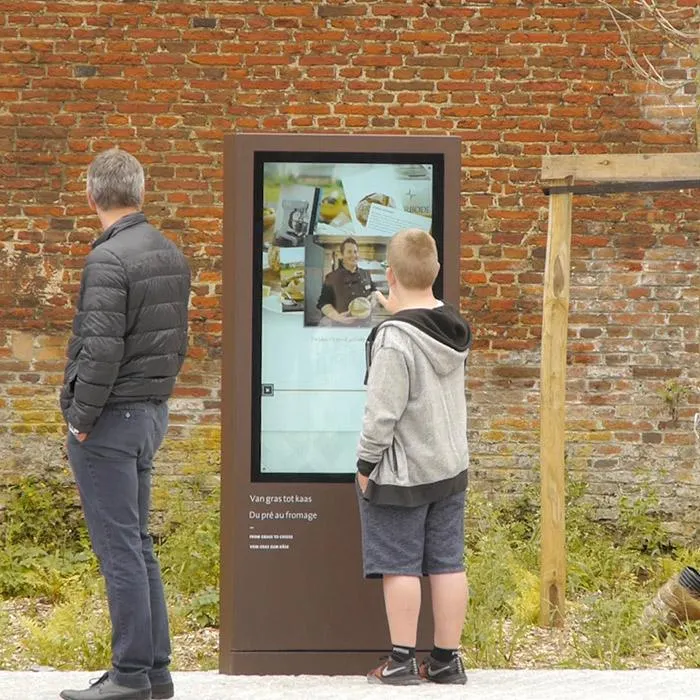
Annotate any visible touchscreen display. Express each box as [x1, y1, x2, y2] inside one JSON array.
[[252, 154, 444, 481]]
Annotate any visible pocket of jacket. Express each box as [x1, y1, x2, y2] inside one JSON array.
[[390, 442, 399, 475], [63, 365, 78, 397]]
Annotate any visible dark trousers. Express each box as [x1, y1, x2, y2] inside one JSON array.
[[67, 402, 172, 690]]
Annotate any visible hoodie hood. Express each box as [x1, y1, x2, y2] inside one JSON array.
[[364, 304, 471, 380], [358, 301, 471, 506]]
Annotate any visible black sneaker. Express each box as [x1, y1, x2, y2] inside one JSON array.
[[367, 656, 421, 685], [418, 654, 467, 684]]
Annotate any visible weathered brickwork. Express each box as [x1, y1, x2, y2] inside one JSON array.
[[0, 1, 697, 534]]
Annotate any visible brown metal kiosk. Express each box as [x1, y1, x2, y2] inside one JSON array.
[[220, 133, 461, 674]]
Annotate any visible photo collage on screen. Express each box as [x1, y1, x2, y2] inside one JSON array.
[[258, 160, 435, 479], [261, 161, 433, 327]]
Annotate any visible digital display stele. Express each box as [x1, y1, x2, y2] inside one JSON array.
[[252, 154, 445, 482]]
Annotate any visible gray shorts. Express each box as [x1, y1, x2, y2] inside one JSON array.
[[356, 484, 466, 579]]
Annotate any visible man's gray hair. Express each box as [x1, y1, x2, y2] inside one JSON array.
[[87, 148, 145, 211]]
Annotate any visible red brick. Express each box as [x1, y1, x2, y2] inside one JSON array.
[[262, 4, 313, 17]]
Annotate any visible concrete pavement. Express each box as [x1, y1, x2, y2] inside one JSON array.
[[1, 670, 699, 700]]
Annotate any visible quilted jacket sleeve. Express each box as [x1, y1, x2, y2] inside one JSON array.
[[64, 247, 127, 433]]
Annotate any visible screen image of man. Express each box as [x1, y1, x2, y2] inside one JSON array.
[[317, 237, 377, 325]]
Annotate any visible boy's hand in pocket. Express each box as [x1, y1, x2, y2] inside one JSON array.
[[357, 473, 369, 493]]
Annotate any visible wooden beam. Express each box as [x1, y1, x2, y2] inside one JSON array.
[[542, 179, 700, 196], [539, 183, 572, 628], [541, 152, 700, 183]]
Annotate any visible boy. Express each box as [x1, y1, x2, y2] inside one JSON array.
[[356, 228, 471, 686]]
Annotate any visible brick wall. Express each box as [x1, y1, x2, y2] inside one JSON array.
[[0, 1, 697, 534]]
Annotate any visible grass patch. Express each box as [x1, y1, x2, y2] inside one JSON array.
[[0, 607, 11, 667], [0, 475, 96, 602], [21, 581, 111, 670], [462, 475, 700, 669], [159, 482, 221, 635], [0, 471, 698, 670], [0, 474, 220, 671]]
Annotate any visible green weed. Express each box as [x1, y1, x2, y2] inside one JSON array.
[[2, 475, 89, 551], [157, 483, 220, 607], [1, 470, 699, 670], [21, 581, 111, 670], [463, 473, 699, 668], [0, 474, 221, 670]]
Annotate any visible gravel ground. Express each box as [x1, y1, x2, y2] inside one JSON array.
[[1, 669, 700, 700]]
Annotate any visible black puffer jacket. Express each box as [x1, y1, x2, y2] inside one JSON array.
[[60, 212, 191, 433]]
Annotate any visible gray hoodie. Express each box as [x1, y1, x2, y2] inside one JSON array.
[[357, 304, 471, 506]]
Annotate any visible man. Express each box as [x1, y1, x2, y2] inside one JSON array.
[[317, 237, 376, 324], [59, 148, 190, 700]]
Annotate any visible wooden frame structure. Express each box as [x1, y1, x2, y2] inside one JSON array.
[[539, 152, 700, 626]]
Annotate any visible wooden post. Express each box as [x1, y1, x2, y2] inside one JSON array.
[[539, 183, 572, 627]]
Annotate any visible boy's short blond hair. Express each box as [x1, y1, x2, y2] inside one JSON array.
[[387, 228, 439, 290]]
